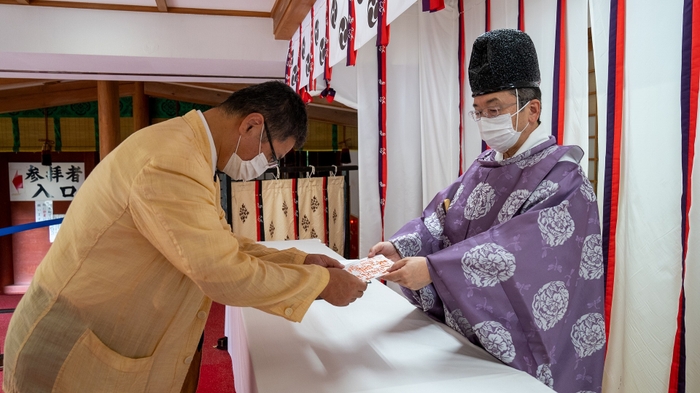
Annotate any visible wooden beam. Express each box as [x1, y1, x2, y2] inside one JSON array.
[[155, 0, 167, 12], [306, 103, 357, 127], [0, 79, 357, 127], [0, 80, 132, 114], [97, 81, 120, 159], [15, 0, 29, 4], [0, 1, 270, 17], [144, 82, 230, 107], [271, 0, 315, 40]]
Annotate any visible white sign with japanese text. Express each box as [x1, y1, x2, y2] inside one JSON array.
[[8, 162, 85, 201]]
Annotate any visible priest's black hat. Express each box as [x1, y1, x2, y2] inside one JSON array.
[[468, 29, 541, 97]]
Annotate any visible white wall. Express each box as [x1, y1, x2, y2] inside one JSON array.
[[0, 4, 288, 83]]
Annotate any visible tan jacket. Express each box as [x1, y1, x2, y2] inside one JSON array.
[[3, 110, 329, 393]]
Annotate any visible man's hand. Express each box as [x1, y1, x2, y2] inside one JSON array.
[[319, 268, 368, 306], [304, 254, 344, 269], [381, 257, 432, 291], [367, 241, 401, 262]]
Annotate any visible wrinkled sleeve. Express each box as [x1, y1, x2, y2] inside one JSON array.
[[388, 176, 466, 320], [129, 156, 329, 323], [233, 235, 308, 265]]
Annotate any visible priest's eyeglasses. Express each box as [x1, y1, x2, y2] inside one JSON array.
[[468, 102, 518, 121], [263, 121, 280, 168]]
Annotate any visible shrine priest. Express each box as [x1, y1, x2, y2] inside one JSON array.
[[370, 29, 606, 393]]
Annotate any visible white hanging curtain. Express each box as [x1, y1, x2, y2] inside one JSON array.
[[326, 175, 346, 255], [590, 0, 686, 391], [289, 29, 301, 92], [261, 179, 297, 241], [387, 0, 419, 24], [417, 0, 460, 205], [358, 1, 458, 251], [300, 12, 313, 90], [462, 0, 487, 165], [489, 0, 518, 29], [297, 177, 327, 243], [313, 0, 328, 83], [328, 0, 350, 68], [353, 0, 378, 51], [230, 181, 261, 241]]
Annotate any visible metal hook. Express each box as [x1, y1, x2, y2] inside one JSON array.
[[307, 165, 315, 178], [330, 165, 338, 177]]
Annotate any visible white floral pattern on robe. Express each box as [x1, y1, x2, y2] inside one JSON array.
[[474, 321, 516, 363], [522, 180, 559, 212], [498, 189, 531, 223], [392, 233, 422, 258], [533, 281, 569, 331], [571, 313, 606, 358], [538, 200, 575, 247], [516, 145, 558, 169], [536, 363, 554, 388], [424, 205, 446, 238], [444, 306, 474, 338], [580, 234, 604, 280], [462, 243, 516, 287], [464, 182, 496, 220]]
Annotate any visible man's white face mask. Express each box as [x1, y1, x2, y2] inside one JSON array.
[[222, 124, 270, 181], [477, 100, 531, 154]]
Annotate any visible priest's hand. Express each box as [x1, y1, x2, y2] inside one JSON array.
[[381, 257, 432, 291], [319, 268, 368, 306], [367, 241, 401, 262], [304, 254, 344, 269]]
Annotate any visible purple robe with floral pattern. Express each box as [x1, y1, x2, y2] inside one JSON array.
[[390, 137, 604, 393]]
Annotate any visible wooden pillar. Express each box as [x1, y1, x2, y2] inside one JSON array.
[[133, 82, 150, 131], [97, 81, 120, 160], [0, 153, 14, 291]]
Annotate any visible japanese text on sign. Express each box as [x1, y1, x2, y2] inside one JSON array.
[[8, 162, 85, 201]]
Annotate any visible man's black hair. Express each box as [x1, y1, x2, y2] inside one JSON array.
[[218, 81, 308, 149]]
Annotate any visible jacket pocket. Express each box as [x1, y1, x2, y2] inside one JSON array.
[[53, 329, 154, 393]]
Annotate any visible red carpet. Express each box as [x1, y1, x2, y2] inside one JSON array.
[[0, 296, 235, 393], [197, 302, 236, 393]]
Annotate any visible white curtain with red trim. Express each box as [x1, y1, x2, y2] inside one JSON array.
[[590, 0, 686, 391], [490, 0, 519, 29], [356, 2, 458, 253], [687, 103, 700, 391], [462, 0, 487, 164]]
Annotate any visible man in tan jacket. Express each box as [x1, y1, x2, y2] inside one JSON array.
[[3, 81, 366, 393]]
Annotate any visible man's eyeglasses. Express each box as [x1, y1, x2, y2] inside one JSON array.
[[263, 121, 280, 167], [468, 102, 518, 121]]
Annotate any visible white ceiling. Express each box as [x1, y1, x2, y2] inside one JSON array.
[[0, 1, 288, 83]]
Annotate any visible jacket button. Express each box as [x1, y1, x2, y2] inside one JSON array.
[[184, 356, 193, 365], [284, 308, 293, 317], [197, 311, 207, 320]]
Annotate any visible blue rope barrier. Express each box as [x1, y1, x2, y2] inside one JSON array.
[[0, 218, 64, 237]]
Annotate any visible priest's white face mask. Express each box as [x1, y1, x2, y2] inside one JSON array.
[[475, 90, 531, 153], [222, 124, 270, 181]]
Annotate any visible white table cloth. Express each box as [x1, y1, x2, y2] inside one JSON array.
[[226, 239, 553, 393]]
